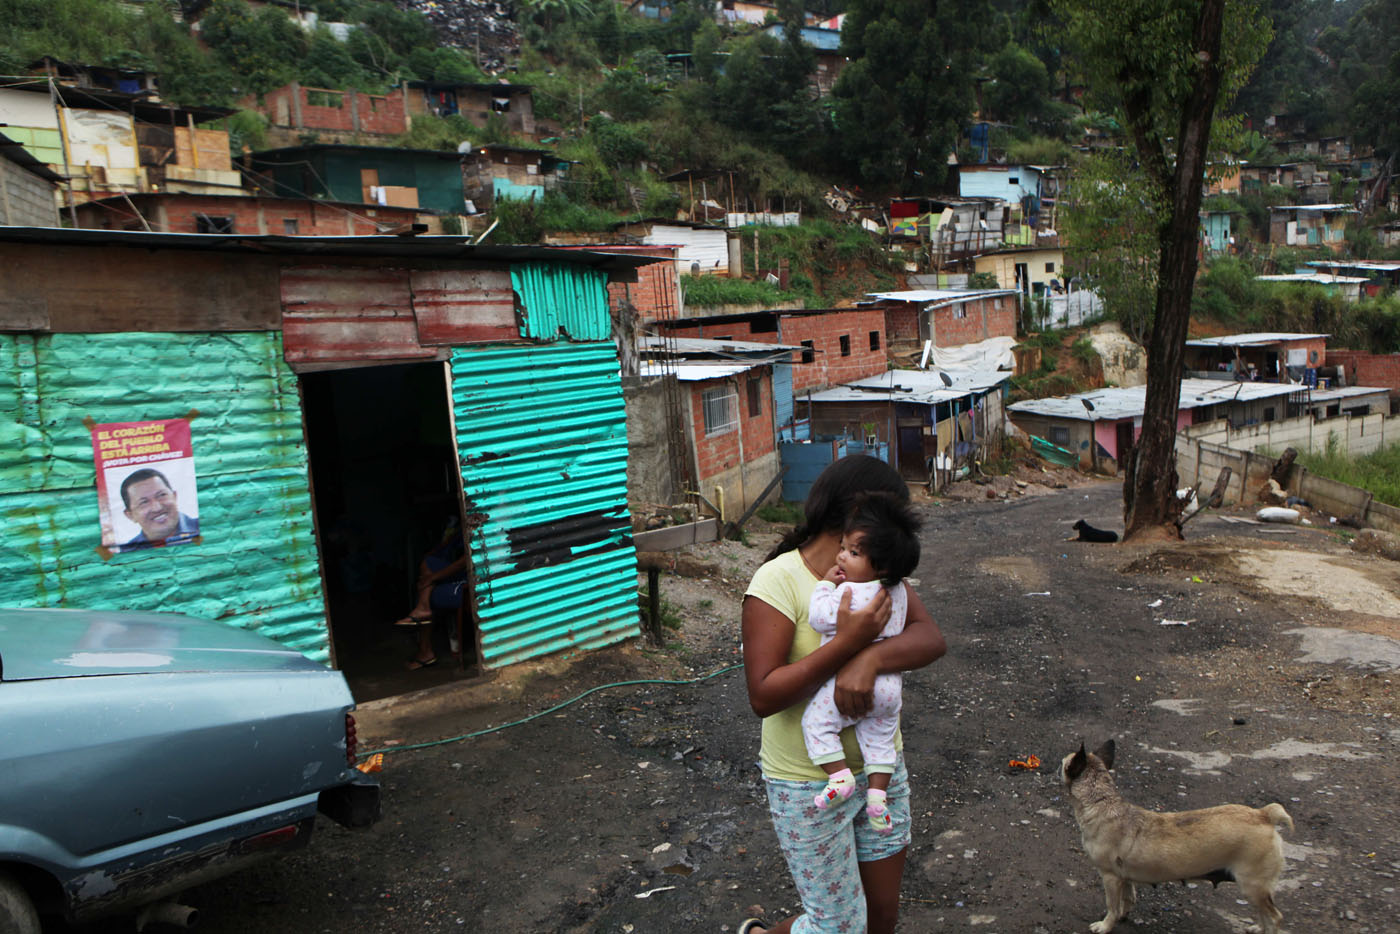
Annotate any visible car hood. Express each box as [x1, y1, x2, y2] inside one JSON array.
[[0, 608, 326, 680]]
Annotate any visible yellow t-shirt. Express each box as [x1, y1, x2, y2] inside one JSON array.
[[745, 548, 903, 781]]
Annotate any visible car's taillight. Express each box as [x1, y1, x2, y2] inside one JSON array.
[[345, 712, 358, 766]]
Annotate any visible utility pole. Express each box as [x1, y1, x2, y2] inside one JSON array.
[[48, 76, 79, 227]]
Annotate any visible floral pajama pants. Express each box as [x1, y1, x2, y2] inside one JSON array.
[[763, 757, 912, 933]]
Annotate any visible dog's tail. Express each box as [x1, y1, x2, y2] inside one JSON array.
[[1261, 802, 1294, 834]]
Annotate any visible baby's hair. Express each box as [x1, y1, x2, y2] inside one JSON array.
[[844, 491, 921, 587]]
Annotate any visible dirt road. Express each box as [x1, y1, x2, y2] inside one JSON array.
[[93, 481, 1399, 933]]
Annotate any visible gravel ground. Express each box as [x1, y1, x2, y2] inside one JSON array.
[[69, 479, 1400, 934]]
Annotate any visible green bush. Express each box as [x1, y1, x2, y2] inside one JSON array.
[[1296, 440, 1400, 509], [681, 275, 791, 308]]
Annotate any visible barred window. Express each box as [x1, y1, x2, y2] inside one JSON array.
[[702, 387, 739, 435]]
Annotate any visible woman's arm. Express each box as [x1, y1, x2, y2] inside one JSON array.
[[742, 590, 890, 718], [832, 583, 945, 717]]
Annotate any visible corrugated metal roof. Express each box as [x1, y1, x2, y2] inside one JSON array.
[[1185, 332, 1329, 347], [1306, 260, 1400, 272], [0, 227, 657, 274], [1256, 274, 1368, 284], [1308, 385, 1391, 403], [0, 331, 330, 661], [450, 342, 638, 669], [640, 336, 801, 355], [1008, 378, 1305, 421], [639, 361, 758, 381], [807, 368, 1009, 404], [862, 288, 1020, 305]]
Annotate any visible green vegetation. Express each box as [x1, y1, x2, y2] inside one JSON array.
[[756, 499, 804, 525], [1296, 439, 1400, 509], [681, 275, 792, 309], [1192, 257, 1400, 353]]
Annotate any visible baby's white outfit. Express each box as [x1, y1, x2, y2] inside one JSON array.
[[800, 578, 908, 774]]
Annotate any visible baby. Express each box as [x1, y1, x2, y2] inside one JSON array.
[[802, 491, 921, 833]]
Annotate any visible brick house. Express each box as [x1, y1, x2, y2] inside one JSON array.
[[864, 289, 1020, 360], [406, 81, 538, 140], [641, 338, 787, 516], [243, 83, 411, 148], [72, 191, 427, 236], [1326, 350, 1400, 410]]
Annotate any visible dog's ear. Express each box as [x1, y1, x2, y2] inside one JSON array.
[[1065, 743, 1088, 781], [1094, 739, 1116, 771]]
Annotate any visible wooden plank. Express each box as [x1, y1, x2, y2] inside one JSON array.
[[632, 518, 719, 553]]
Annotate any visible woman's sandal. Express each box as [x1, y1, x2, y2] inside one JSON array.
[[405, 656, 438, 671], [393, 613, 432, 627], [737, 920, 769, 934]]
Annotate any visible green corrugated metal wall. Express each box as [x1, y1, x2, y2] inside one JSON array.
[[449, 341, 638, 668], [0, 332, 330, 661], [511, 263, 612, 341]]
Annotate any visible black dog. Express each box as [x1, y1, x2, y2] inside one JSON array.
[[1072, 519, 1119, 543]]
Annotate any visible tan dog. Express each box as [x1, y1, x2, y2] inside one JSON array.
[[1061, 740, 1294, 934]]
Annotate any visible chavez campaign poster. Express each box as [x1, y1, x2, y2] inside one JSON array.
[[92, 418, 201, 553]]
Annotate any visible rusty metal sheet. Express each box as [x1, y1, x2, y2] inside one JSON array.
[[410, 268, 518, 345], [280, 265, 434, 364]]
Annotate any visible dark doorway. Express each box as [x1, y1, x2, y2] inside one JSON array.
[[1115, 422, 1135, 473], [300, 362, 478, 701]]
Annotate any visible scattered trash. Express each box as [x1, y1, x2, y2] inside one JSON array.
[[356, 753, 384, 773], [1191, 576, 1203, 583], [1257, 506, 1301, 524], [1147, 599, 1163, 608], [1025, 591, 1051, 597], [1008, 755, 1041, 770], [1285, 496, 1310, 508], [1232, 717, 1247, 725], [1159, 619, 1194, 626], [634, 886, 676, 899]]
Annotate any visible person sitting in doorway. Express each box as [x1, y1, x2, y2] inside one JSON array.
[[394, 518, 469, 670]]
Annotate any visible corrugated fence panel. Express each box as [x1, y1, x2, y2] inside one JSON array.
[[0, 332, 330, 662], [450, 341, 638, 668], [510, 262, 612, 342]]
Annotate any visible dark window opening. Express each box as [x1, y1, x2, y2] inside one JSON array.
[[839, 335, 851, 357], [195, 214, 234, 234], [283, 218, 299, 235], [1263, 407, 1276, 422], [747, 375, 762, 417], [1045, 262, 1056, 273], [800, 340, 815, 364], [1048, 425, 1070, 447], [869, 330, 880, 351]]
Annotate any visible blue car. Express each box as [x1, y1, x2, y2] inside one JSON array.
[[0, 608, 380, 931]]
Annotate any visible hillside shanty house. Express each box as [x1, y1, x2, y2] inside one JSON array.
[[612, 218, 736, 277], [72, 191, 426, 236], [1200, 209, 1235, 254], [804, 363, 1012, 484], [1182, 332, 1329, 383], [407, 81, 539, 140], [658, 306, 891, 398], [1268, 204, 1357, 251], [863, 288, 1020, 360], [0, 226, 652, 675], [1255, 272, 1368, 303], [460, 144, 569, 211], [957, 164, 1047, 222], [760, 23, 847, 95], [1010, 379, 1392, 471], [0, 131, 61, 226], [971, 246, 1066, 296], [248, 144, 468, 215], [0, 73, 239, 206], [242, 82, 411, 148], [640, 337, 792, 516]]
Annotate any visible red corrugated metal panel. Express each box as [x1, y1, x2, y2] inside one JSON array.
[[410, 269, 518, 345], [280, 265, 433, 364]]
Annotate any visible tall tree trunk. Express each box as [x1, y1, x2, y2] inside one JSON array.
[[1123, 0, 1226, 539]]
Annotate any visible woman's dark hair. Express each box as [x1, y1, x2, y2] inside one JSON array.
[[765, 455, 909, 562], [844, 491, 921, 587]]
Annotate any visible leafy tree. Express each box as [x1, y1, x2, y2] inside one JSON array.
[[1056, 0, 1269, 539], [984, 42, 1051, 127], [832, 0, 1000, 194], [200, 0, 308, 96]]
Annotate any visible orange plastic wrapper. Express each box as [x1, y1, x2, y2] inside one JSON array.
[[356, 753, 384, 774], [1008, 754, 1041, 770]]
